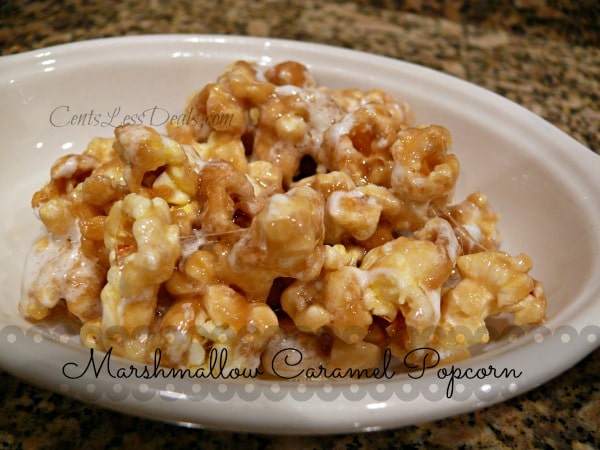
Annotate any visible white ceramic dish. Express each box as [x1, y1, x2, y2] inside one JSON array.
[[0, 35, 599, 435]]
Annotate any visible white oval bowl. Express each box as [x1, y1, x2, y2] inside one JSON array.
[[0, 35, 598, 435]]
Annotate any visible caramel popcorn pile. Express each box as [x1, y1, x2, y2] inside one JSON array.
[[20, 61, 546, 376]]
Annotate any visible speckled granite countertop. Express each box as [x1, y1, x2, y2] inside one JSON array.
[[1, 1, 599, 448]]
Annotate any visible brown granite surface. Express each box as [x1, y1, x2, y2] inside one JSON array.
[[1, 1, 599, 448]]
